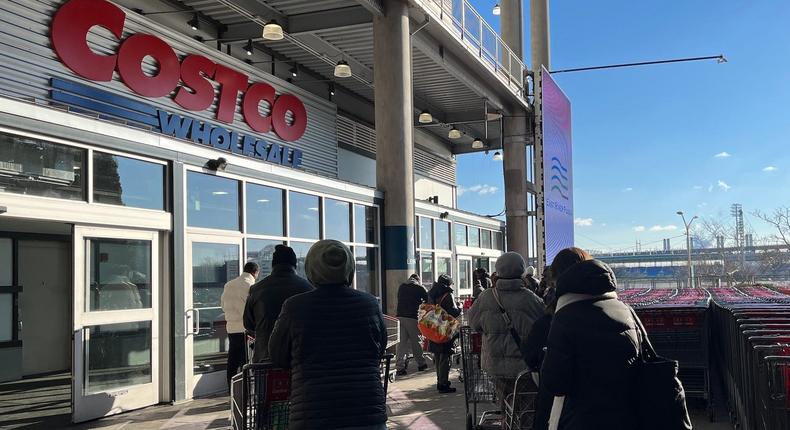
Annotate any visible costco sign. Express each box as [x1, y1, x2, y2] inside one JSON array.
[[50, 0, 308, 142]]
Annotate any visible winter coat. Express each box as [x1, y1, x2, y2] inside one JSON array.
[[541, 259, 640, 430], [221, 273, 255, 334], [395, 280, 429, 319], [243, 264, 313, 362], [426, 283, 461, 354], [524, 313, 553, 430], [525, 275, 540, 293], [467, 278, 545, 378], [268, 284, 387, 430]]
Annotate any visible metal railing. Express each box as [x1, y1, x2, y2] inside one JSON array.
[[416, 0, 527, 97]]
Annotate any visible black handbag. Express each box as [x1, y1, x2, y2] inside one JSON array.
[[630, 308, 693, 430]]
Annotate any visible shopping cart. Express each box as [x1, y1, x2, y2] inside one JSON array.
[[460, 326, 500, 430], [231, 362, 290, 430], [231, 354, 396, 430], [503, 370, 538, 430]]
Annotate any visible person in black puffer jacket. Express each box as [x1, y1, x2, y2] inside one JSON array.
[[541, 247, 640, 430], [269, 240, 387, 430], [427, 274, 461, 393], [394, 273, 429, 375], [244, 245, 313, 362]]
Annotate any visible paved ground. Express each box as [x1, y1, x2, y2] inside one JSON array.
[[1, 363, 734, 429]]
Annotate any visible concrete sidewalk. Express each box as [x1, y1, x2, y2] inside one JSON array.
[[56, 361, 733, 430]]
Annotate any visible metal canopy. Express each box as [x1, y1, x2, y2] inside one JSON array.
[[134, 0, 524, 154]]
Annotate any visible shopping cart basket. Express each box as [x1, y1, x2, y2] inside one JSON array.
[[460, 326, 499, 430], [503, 370, 538, 430], [231, 362, 290, 430]]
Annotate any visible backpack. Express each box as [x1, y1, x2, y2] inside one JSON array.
[[417, 292, 460, 343]]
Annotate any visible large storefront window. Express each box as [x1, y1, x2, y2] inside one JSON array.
[[437, 256, 452, 278], [93, 152, 165, 210], [468, 227, 480, 248], [355, 247, 378, 296], [436, 220, 450, 250], [455, 224, 467, 246], [290, 241, 314, 279], [247, 239, 284, 280], [421, 254, 434, 286], [481, 230, 492, 249], [187, 172, 239, 231], [419, 217, 433, 249], [325, 199, 351, 242], [0, 133, 84, 200], [354, 205, 377, 244], [246, 184, 284, 236], [289, 192, 320, 240]]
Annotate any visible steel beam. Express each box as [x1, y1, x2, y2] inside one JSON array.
[[221, 6, 372, 39]]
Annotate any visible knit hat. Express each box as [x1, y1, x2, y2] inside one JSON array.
[[408, 273, 421, 283], [526, 265, 535, 277], [495, 252, 527, 280], [305, 240, 355, 286], [437, 274, 453, 288], [272, 245, 297, 267]]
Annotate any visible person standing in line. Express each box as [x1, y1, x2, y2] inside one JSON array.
[[269, 240, 388, 430], [524, 295, 557, 430], [426, 274, 461, 393], [468, 252, 544, 415], [395, 273, 429, 376], [244, 245, 313, 362], [472, 279, 485, 301], [525, 265, 540, 293], [220, 262, 259, 387], [541, 247, 641, 430]]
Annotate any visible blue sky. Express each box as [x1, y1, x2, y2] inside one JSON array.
[[457, 0, 790, 252]]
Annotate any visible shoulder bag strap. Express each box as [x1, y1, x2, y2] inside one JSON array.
[[493, 288, 529, 364]]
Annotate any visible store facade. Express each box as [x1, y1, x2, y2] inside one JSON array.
[[0, 0, 504, 423]]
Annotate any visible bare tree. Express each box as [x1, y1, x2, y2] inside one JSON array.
[[753, 207, 790, 250]]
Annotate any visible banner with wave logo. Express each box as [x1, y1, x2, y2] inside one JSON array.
[[541, 66, 574, 264]]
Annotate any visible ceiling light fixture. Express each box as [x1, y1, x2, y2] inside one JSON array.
[[262, 20, 284, 40], [448, 126, 461, 139], [244, 39, 253, 56], [418, 110, 433, 124], [329, 83, 335, 97], [493, 4, 501, 15], [492, 151, 503, 161], [188, 13, 200, 31], [290, 66, 298, 77], [472, 138, 484, 149], [334, 60, 352, 78]]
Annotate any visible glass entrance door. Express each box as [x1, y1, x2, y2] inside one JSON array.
[[185, 234, 242, 397], [72, 227, 159, 423], [457, 257, 472, 297]]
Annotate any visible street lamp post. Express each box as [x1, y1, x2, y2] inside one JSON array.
[[677, 211, 698, 287]]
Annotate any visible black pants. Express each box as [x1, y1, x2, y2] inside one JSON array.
[[434, 353, 450, 386], [227, 333, 246, 387]]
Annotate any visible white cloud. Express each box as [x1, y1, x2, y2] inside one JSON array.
[[714, 151, 732, 158], [693, 185, 703, 190], [698, 202, 708, 208], [622, 187, 633, 192], [458, 184, 499, 196], [574, 217, 593, 227], [633, 226, 646, 232], [717, 180, 731, 191], [763, 166, 778, 172], [649, 225, 678, 232]]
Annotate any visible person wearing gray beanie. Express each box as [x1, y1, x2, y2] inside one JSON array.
[[468, 251, 545, 412], [268, 240, 388, 430]]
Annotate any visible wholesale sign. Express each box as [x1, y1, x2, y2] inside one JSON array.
[[49, 0, 308, 168]]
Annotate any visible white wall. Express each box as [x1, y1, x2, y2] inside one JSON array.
[[415, 175, 456, 207]]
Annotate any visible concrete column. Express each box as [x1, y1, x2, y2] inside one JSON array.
[[500, 0, 531, 261], [373, 0, 416, 315], [531, 0, 550, 271]]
